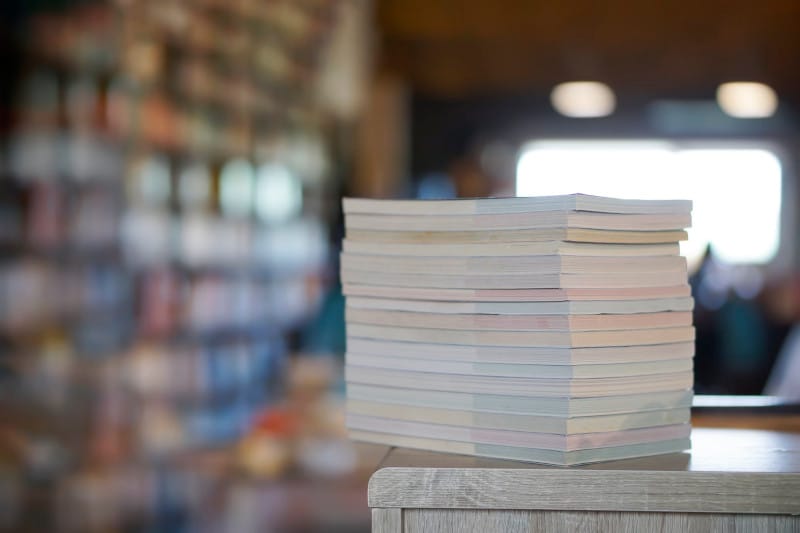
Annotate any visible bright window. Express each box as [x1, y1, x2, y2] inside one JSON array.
[[516, 141, 782, 268]]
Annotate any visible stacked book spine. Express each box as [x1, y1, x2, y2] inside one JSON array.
[[341, 194, 694, 465]]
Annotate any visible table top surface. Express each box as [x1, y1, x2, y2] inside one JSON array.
[[376, 427, 800, 473], [367, 428, 800, 514]]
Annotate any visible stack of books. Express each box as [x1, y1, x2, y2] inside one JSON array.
[[341, 194, 694, 465]]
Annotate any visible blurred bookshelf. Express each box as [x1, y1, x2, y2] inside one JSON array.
[[0, 1, 368, 531]]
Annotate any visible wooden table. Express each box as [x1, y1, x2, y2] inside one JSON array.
[[367, 428, 800, 532]]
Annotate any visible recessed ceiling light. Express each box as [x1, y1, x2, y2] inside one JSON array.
[[550, 81, 616, 118], [716, 82, 778, 118]]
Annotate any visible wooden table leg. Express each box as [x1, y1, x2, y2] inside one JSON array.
[[372, 508, 402, 533]]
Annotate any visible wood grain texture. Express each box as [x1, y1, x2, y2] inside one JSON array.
[[402, 510, 800, 533], [372, 508, 402, 533], [371, 468, 800, 514], [368, 429, 800, 514], [693, 413, 800, 433]]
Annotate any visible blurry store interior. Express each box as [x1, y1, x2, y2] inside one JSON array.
[[1, 0, 799, 531]]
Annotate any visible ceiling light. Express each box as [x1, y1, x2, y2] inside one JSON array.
[[716, 82, 778, 118], [550, 81, 616, 118]]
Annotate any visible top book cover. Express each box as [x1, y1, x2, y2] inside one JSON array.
[[342, 194, 693, 216]]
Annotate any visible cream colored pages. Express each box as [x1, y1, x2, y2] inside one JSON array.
[[346, 384, 694, 416], [342, 284, 692, 302], [344, 296, 695, 314], [343, 239, 680, 257], [341, 253, 687, 273], [343, 211, 693, 231], [345, 308, 693, 331], [346, 414, 691, 451], [346, 227, 688, 244], [346, 399, 691, 434], [347, 323, 695, 348], [344, 353, 693, 378], [345, 366, 694, 397], [346, 338, 696, 364], [343, 194, 692, 216]]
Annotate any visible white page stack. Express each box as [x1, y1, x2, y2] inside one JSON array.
[[341, 194, 694, 465]]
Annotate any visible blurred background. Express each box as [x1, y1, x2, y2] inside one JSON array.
[[0, 0, 798, 531]]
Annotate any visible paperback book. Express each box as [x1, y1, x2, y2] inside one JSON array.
[[342, 194, 694, 465]]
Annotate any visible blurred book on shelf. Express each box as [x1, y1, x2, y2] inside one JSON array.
[[1, 0, 368, 531]]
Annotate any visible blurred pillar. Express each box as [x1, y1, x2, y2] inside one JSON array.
[[353, 74, 409, 198]]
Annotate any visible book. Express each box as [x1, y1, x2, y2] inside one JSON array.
[[346, 414, 691, 451], [347, 323, 696, 348], [348, 429, 690, 465], [346, 338, 696, 365], [341, 270, 689, 289], [345, 353, 693, 378], [346, 399, 691, 434], [346, 227, 688, 244], [341, 253, 688, 274], [345, 366, 694, 397], [343, 240, 680, 257], [344, 211, 692, 232], [342, 284, 692, 302], [342, 193, 694, 464], [347, 384, 694, 417], [344, 296, 695, 315], [343, 194, 692, 216], [345, 308, 693, 331]]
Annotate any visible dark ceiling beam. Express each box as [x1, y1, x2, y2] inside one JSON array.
[[381, 40, 799, 98], [376, 0, 800, 100], [378, 0, 798, 42]]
